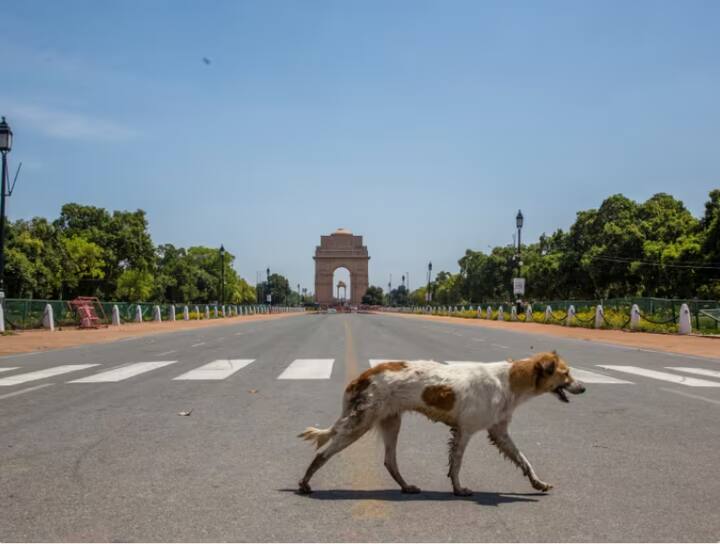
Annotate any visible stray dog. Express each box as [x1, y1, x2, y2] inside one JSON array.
[[298, 351, 585, 495]]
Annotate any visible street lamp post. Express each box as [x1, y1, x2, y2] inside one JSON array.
[[516, 210, 523, 260], [514, 210, 525, 301], [219, 245, 225, 306], [387, 275, 392, 306], [426, 261, 432, 303], [266, 267, 271, 306], [0, 117, 13, 296], [297, 283, 300, 306]]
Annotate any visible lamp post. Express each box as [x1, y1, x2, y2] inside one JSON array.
[[0, 117, 13, 296], [266, 267, 271, 306], [219, 245, 225, 306], [516, 210, 523, 258], [426, 261, 432, 303], [514, 210, 525, 301], [297, 283, 300, 306]]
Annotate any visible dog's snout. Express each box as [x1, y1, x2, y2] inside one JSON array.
[[567, 381, 586, 395]]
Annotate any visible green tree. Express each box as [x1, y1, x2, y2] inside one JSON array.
[[257, 273, 292, 304], [388, 285, 409, 306], [55, 203, 154, 298], [116, 269, 154, 302], [60, 235, 106, 296], [4, 218, 63, 298], [362, 286, 384, 305]]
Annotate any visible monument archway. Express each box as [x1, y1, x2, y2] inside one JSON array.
[[314, 229, 370, 306]]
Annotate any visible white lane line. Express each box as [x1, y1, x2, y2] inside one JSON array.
[[217, 337, 226, 341], [157, 350, 177, 356], [191, 342, 206, 348], [471, 338, 485, 342], [278, 359, 334, 380], [234, 332, 245, 336], [571, 368, 633, 384], [0, 367, 19, 373], [660, 388, 720, 406], [69, 361, 178, 383], [666, 367, 720, 379], [0, 365, 100, 386], [453, 332, 463, 337], [174, 359, 255, 380], [491, 344, 509, 349], [445, 360, 507, 366], [0, 383, 54, 400], [598, 365, 720, 387]]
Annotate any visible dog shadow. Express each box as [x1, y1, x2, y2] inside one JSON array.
[[279, 488, 543, 506]]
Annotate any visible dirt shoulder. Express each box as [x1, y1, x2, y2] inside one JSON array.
[[0, 312, 305, 357], [377, 311, 720, 359]]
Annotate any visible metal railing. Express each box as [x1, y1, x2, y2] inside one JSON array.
[[0, 298, 304, 330]]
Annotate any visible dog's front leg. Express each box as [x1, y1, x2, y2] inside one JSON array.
[[487, 422, 553, 492], [448, 427, 472, 496]]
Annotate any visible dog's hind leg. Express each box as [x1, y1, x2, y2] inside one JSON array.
[[379, 414, 420, 494], [448, 427, 473, 496], [298, 418, 374, 494], [487, 422, 553, 492]]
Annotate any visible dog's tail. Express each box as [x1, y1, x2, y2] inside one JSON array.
[[297, 426, 335, 449]]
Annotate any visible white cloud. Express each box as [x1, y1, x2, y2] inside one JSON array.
[[3, 100, 136, 142]]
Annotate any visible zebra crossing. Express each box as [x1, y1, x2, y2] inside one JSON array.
[[173, 359, 255, 380], [0, 359, 720, 391]]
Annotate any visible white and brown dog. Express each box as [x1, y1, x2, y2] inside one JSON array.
[[298, 351, 585, 495]]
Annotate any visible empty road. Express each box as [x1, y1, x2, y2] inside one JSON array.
[[1, 313, 719, 541]]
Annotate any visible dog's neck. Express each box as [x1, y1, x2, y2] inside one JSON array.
[[508, 358, 541, 404]]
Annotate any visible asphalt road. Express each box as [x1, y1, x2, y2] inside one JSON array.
[[1, 313, 719, 542]]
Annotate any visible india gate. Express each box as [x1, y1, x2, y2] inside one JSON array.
[[314, 229, 369, 305]]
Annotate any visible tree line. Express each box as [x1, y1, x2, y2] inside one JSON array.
[[366, 190, 720, 306], [4, 203, 260, 303]]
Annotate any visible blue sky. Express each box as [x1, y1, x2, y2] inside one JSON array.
[[2, 0, 719, 294]]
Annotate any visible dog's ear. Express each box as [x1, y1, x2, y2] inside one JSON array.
[[535, 354, 557, 377]]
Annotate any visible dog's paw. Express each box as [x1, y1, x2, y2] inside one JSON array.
[[453, 487, 473, 497], [298, 481, 312, 494], [402, 485, 421, 494], [531, 480, 553, 492]]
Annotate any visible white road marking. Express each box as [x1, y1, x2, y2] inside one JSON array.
[[598, 365, 720, 387], [666, 367, 720, 379], [0, 365, 100, 386], [571, 368, 633, 384], [0, 367, 19, 373], [191, 342, 206, 347], [453, 332, 463, 337], [174, 359, 255, 380], [278, 359, 334, 380], [445, 360, 507, 366], [157, 350, 177, 356], [660, 388, 720, 406], [234, 332, 245, 336], [69, 361, 178, 383], [491, 344, 509, 349], [471, 338, 485, 342], [217, 337, 226, 341], [0, 383, 54, 400]]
